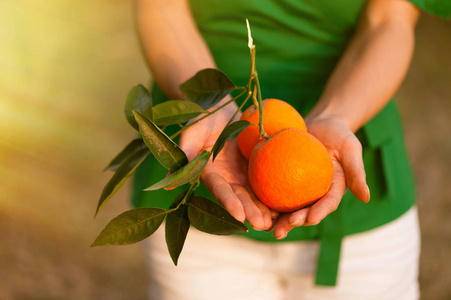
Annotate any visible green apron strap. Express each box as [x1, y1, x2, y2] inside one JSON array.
[[315, 204, 344, 286]]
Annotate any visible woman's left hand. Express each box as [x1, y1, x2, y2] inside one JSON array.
[[272, 116, 370, 239]]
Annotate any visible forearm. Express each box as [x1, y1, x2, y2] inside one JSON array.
[[135, 0, 216, 100], [307, 0, 420, 132]]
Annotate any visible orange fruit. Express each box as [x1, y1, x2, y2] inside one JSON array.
[[237, 99, 307, 160], [248, 128, 333, 213]]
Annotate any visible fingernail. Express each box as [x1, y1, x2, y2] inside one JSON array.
[[276, 233, 287, 240], [289, 219, 303, 227], [253, 225, 264, 231], [366, 185, 371, 202], [303, 221, 316, 226], [264, 221, 276, 232], [289, 210, 308, 227]]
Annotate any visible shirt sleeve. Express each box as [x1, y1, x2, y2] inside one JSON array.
[[407, 0, 451, 19]]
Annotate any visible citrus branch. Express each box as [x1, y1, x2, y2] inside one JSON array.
[[169, 89, 247, 139], [246, 19, 269, 139], [253, 72, 269, 139]]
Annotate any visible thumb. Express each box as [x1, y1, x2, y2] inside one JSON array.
[[178, 129, 205, 162], [339, 136, 370, 203], [164, 130, 204, 191]]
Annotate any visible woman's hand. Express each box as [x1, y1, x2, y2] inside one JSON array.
[[178, 102, 277, 231], [270, 0, 419, 239], [272, 116, 370, 239]]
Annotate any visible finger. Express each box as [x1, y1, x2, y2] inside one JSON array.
[[202, 172, 246, 223], [305, 162, 347, 226], [178, 130, 204, 162], [231, 184, 265, 231], [264, 211, 281, 233], [245, 185, 275, 230], [273, 214, 292, 240], [271, 210, 280, 220], [265, 219, 277, 233], [273, 207, 310, 239], [288, 207, 310, 227], [339, 135, 370, 203]]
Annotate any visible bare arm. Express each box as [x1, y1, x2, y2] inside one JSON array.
[[135, 0, 215, 99], [274, 0, 420, 238], [135, 0, 275, 230], [308, 0, 419, 131]]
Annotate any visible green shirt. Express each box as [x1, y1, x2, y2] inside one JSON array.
[[132, 0, 450, 286]]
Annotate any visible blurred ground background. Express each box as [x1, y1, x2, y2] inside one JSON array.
[[0, 1, 449, 299]]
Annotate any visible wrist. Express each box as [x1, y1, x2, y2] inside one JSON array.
[[306, 109, 360, 133]]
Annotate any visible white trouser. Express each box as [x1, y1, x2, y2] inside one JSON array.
[[143, 207, 420, 300]]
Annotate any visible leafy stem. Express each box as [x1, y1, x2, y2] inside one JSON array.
[[226, 91, 252, 127], [169, 89, 248, 140], [254, 72, 270, 139], [95, 20, 263, 253], [246, 19, 269, 139], [182, 178, 200, 205], [166, 178, 200, 214]]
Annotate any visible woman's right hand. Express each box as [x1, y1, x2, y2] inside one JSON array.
[[178, 102, 277, 231]]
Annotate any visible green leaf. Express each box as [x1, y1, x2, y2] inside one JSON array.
[[124, 84, 153, 130], [153, 100, 206, 126], [188, 196, 248, 235], [144, 151, 210, 191], [165, 190, 192, 265], [211, 120, 250, 161], [91, 207, 167, 247], [104, 138, 147, 172], [133, 110, 188, 172], [165, 207, 189, 265], [179, 68, 236, 110], [95, 147, 150, 216]]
